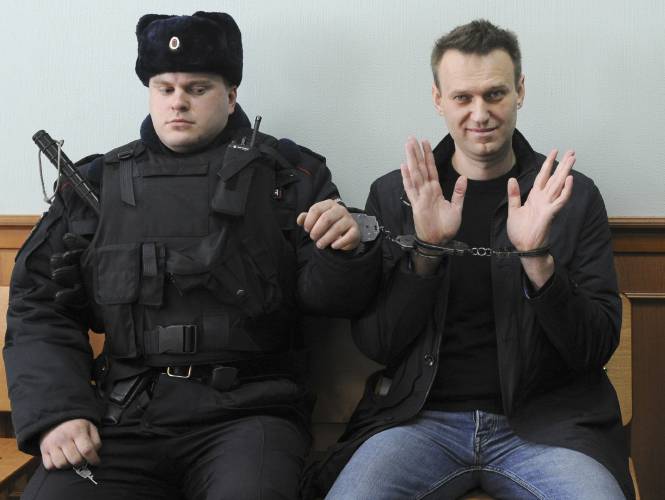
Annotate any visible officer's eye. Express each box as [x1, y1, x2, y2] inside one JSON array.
[[453, 95, 470, 103], [159, 87, 174, 95], [190, 86, 208, 95]]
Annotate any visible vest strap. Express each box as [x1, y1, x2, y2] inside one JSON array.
[[118, 150, 136, 207]]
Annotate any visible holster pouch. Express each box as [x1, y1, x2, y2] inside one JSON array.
[[103, 374, 151, 425], [209, 366, 239, 391]]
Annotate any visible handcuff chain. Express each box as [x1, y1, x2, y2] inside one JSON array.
[[378, 225, 548, 259]]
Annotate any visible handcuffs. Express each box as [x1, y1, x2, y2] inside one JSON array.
[[347, 211, 549, 258]]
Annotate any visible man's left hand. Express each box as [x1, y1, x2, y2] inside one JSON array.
[[297, 199, 361, 251], [507, 149, 575, 289], [507, 149, 575, 251]]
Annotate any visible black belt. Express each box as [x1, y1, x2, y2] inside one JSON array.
[[160, 357, 295, 391]]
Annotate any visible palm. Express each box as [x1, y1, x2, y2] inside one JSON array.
[[507, 149, 575, 251], [401, 138, 466, 244]]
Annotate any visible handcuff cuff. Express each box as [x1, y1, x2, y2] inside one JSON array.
[[347, 210, 549, 258]]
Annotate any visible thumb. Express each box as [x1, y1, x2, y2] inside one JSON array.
[[296, 212, 307, 226], [507, 178, 522, 214], [450, 175, 467, 209]]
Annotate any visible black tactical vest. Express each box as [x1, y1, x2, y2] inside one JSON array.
[[80, 131, 300, 367]]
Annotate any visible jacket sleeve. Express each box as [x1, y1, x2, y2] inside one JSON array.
[[525, 182, 621, 371], [293, 153, 382, 318], [350, 177, 448, 365], [3, 197, 102, 455]]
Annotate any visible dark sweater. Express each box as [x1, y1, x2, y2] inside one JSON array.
[[426, 162, 517, 414]]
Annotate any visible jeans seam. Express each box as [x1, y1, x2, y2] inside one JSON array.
[[414, 467, 478, 500], [482, 465, 548, 500]]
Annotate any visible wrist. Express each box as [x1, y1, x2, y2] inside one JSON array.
[[520, 254, 554, 290]]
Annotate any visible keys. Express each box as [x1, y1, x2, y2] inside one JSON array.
[[73, 462, 98, 485]]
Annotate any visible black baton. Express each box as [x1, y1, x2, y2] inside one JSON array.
[[32, 130, 100, 214]]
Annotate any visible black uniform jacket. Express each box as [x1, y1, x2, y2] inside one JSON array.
[[4, 107, 381, 456], [310, 130, 633, 499]]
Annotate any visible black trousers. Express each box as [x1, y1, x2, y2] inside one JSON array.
[[22, 375, 310, 500]]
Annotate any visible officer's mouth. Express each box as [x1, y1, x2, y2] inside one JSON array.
[[168, 119, 195, 128]]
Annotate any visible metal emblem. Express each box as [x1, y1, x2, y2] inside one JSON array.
[[169, 36, 180, 51]]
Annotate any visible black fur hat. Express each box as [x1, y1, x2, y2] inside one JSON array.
[[135, 11, 243, 86]]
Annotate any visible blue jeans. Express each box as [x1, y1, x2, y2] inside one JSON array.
[[326, 410, 624, 500]]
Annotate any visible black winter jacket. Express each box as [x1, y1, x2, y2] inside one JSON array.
[[4, 109, 381, 455], [310, 130, 633, 499]]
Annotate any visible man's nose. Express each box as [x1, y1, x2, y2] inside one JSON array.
[[470, 99, 490, 123]]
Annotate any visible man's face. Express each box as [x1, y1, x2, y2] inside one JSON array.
[[149, 72, 237, 153], [432, 49, 524, 170]]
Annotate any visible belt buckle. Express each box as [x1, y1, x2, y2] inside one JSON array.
[[166, 365, 192, 379]]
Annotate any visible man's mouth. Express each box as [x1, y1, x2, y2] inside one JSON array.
[[467, 127, 497, 134]]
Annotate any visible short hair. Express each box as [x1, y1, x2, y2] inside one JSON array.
[[431, 19, 521, 88]]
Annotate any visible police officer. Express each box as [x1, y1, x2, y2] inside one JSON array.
[[5, 12, 380, 500]]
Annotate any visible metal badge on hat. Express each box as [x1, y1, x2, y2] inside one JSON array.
[[169, 36, 180, 51]]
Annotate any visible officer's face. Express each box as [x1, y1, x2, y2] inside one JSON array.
[[149, 72, 237, 153], [432, 49, 525, 179]]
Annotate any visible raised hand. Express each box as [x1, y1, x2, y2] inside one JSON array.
[[506, 149, 575, 252], [401, 137, 467, 245]]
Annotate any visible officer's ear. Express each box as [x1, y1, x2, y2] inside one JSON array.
[[226, 85, 238, 114]]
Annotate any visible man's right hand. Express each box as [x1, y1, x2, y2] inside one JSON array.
[[39, 418, 101, 470], [400, 137, 467, 245]]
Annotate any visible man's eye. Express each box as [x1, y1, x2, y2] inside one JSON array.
[[159, 88, 173, 95], [486, 91, 505, 101], [453, 95, 470, 103], [191, 87, 207, 95]]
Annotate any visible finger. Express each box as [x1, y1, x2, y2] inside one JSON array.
[[303, 200, 335, 233], [450, 175, 467, 209], [546, 150, 575, 199], [74, 434, 101, 466], [308, 204, 343, 241], [313, 216, 352, 249], [42, 452, 54, 470], [421, 140, 438, 184], [535, 149, 558, 189], [49, 448, 71, 469], [61, 440, 85, 467], [507, 178, 522, 214], [89, 423, 102, 451], [404, 139, 425, 188], [553, 175, 574, 210], [296, 212, 307, 227], [400, 163, 414, 193], [331, 224, 361, 250]]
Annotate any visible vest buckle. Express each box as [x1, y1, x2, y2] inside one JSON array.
[[166, 365, 193, 379]]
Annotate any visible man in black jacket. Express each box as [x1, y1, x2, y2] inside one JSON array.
[[4, 12, 380, 500], [320, 19, 632, 499]]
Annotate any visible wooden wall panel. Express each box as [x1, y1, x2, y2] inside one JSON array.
[[611, 217, 665, 500]]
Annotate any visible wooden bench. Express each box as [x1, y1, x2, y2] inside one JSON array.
[[0, 216, 655, 498]]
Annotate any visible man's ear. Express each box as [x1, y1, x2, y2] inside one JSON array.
[[432, 82, 444, 116], [516, 74, 525, 108]]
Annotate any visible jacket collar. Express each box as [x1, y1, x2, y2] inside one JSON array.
[[432, 129, 539, 176], [139, 102, 252, 155]]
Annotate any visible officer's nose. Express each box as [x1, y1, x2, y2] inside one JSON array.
[[171, 89, 189, 112]]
